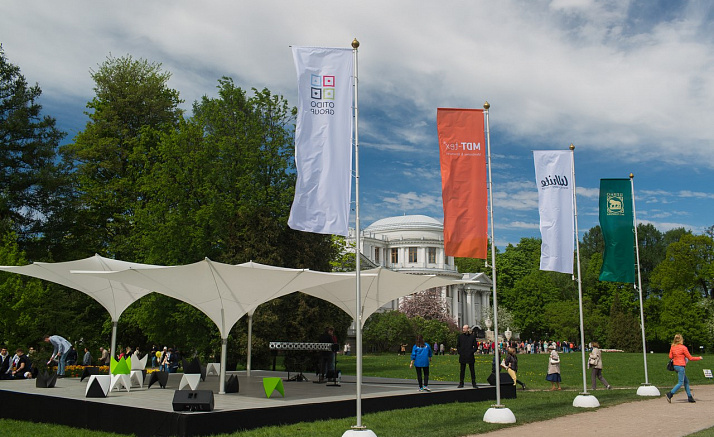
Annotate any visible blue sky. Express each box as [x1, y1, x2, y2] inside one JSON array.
[[3, 0, 713, 249]]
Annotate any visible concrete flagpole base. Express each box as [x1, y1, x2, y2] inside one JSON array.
[[342, 428, 377, 437], [637, 383, 661, 396], [483, 405, 516, 424], [573, 393, 600, 408]]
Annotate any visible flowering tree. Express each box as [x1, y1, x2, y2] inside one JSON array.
[[399, 288, 455, 326]]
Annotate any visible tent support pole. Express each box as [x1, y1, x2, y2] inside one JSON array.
[[247, 314, 253, 377], [219, 337, 228, 394], [110, 321, 118, 360]]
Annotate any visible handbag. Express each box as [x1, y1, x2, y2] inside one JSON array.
[[667, 359, 675, 371]]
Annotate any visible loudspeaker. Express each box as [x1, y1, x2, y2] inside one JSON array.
[[172, 390, 214, 412], [487, 372, 514, 386]]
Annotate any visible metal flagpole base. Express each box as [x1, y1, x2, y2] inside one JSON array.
[[342, 427, 377, 437], [483, 404, 516, 424], [637, 383, 660, 396], [573, 393, 600, 408]]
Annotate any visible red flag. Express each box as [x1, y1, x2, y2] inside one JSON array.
[[437, 108, 487, 259]]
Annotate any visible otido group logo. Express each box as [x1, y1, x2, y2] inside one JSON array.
[[310, 74, 336, 115]]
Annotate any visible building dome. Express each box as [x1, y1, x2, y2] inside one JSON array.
[[364, 215, 443, 234]]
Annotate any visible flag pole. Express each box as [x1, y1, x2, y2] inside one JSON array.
[[632, 173, 660, 396], [571, 144, 599, 408], [343, 38, 376, 437], [482, 102, 515, 424]]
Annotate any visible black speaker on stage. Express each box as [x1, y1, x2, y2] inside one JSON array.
[[487, 372, 514, 386], [172, 390, 214, 412]]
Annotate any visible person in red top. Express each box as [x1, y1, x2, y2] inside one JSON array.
[[666, 333, 703, 403]]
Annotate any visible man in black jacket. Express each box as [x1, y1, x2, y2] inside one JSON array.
[[456, 324, 477, 388]]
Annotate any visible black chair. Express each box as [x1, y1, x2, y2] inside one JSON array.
[[148, 370, 169, 389]]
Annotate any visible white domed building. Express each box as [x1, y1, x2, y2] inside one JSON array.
[[347, 214, 492, 331]]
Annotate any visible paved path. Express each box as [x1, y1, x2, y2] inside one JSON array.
[[468, 385, 714, 437]]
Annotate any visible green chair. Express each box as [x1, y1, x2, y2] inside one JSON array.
[[262, 377, 285, 398]]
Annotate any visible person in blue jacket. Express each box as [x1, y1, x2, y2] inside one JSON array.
[[410, 334, 433, 391]]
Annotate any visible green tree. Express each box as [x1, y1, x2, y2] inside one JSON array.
[[496, 237, 542, 309], [363, 311, 413, 352], [507, 269, 567, 339], [658, 288, 707, 349], [124, 79, 345, 366], [650, 233, 714, 299], [0, 45, 67, 258], [60, 54, 183, 260], [543, 300, 579, 343], [606, 290, 641, 351]]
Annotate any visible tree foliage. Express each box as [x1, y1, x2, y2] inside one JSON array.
[[0, 45, 67, 259]]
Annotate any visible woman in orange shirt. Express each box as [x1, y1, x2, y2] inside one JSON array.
[[666, 334, 703, 403]]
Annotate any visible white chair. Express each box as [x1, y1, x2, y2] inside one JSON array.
[[130, 370, 144, 388], [85, 375, 111, 397], [110, 373, 132, 392], [178, 373, 201, 391], [131, 354, 148, 371], [206, 362, 221, 376]]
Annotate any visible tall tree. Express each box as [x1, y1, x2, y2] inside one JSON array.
[[0, 45, 66, 258], [123, 79, 346, 366], [60, 54, 182, 260]]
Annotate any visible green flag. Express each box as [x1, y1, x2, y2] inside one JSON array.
[[599, 178, 635, 283]]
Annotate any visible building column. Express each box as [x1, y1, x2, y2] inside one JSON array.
[[465, 290, 473, 327], [451, 285, 459, 324]]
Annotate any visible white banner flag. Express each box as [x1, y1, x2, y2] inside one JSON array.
[[288, 46, 353, 236], [533, 150, 574, 274]]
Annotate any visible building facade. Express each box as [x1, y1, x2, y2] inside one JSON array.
[[348, 214, 491, 330]]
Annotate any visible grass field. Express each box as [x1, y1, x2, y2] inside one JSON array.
[[2, 352, 711, 437], [337, 350, 711, 390]]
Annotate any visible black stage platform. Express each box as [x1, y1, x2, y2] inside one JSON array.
[[0, 370, 516, 436]]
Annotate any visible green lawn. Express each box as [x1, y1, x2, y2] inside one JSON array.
[[337, 351, 711, 390], [1, 352, 711, 437]]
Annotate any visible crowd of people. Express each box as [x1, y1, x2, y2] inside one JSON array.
[[0, 332, 193, 381]]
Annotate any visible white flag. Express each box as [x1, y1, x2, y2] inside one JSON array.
[[533, 150, 574, 274], [288, 46, 353, 236]]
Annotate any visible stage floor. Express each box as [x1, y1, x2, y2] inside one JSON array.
[[0, 370, 516, 436]]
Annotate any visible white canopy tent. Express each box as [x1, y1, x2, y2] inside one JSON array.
[[73, 258, 348, 393], [74, 261, 462, 394], [300, 267, 460, 326], [0, 254, 159, 357]]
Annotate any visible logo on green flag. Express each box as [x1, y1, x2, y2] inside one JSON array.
[[599, 179, 635, 283]]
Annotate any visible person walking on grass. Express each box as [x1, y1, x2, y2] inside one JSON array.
[[502, 347, 526, 390], [666, 334, 702, 403], [546, 343, 561, 390], [410, 334, 432, 392], [588, 341, 611, 390]]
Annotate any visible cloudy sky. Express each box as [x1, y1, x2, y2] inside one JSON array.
[[3, 0, 713, 248]]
